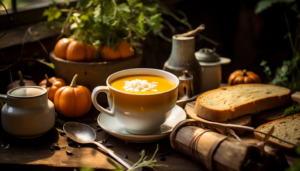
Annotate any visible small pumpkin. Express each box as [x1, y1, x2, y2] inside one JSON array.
[[54, 74, 92, 118], [54, 38, 73, 59], [228, 69, 261, 86], [54, 38, 96, 62], [117, 41, 135, 59], [6, 71, 37, 92], [101, 41, 134, 61], [39, 74, 67, 101], [101, 45, 122, 61]]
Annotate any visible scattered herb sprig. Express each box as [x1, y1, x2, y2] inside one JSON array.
[[284, 102, 300, 116], [107, 144, 167, 171], [128, 144, 168, 171]]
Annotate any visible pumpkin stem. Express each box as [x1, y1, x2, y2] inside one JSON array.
[[18, 71, 25, 86], [70, 74, 78, 87], [45, 74, 52, 87], [242, 69, 248, 77]]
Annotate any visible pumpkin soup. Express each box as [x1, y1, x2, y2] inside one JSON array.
[[110, 75, 176, 94]]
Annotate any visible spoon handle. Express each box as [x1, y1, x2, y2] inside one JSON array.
[[93, 141, 133, 169]]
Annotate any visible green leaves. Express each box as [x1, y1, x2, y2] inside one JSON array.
[[260, 60, 272, 76], [36, 59, 55, 69], [255, 0, 295, 14], [93, 5, 101, 22], [118, 3, 130, 13], [284, 103, 300, 116], [44, 0, 165, 47], [43, 4, 62, 22], [149, 13, 163, 33]]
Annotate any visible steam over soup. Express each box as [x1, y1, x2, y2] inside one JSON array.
[[110, 75, 176, 94]]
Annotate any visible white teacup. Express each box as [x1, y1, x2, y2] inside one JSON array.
[[91, 68, 179, 134]]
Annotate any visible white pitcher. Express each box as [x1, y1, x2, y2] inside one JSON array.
[[0, 86, 55, 138]]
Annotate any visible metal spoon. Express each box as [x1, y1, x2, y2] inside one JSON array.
[[63, 122, 133, 170]]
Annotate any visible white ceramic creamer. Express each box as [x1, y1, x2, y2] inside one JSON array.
[[0, 86, 55, 138]]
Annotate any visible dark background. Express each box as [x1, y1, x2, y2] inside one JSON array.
[[0, 0, 292, 93]]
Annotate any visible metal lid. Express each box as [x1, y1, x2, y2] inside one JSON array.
[[195, 48, 220, 62], [179, 70, 193, 81]]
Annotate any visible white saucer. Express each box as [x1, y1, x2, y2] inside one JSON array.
[[97, 105, 186, 143]]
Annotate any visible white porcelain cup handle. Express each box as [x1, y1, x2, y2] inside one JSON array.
[[0, 94, 7, 102], [91, 86, 114, 116]]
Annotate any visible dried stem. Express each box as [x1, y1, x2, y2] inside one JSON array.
[[70, 74, 78, 87], [18, 71, 25, 86]]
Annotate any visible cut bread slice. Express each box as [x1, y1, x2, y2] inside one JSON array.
[[185, 101, 251, 135], [194, 84, 291, 122], [252, 107, 287, 127], [254, 113, 300, 150]]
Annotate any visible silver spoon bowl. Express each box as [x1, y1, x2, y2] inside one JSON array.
[[63, 122, 133, 170]]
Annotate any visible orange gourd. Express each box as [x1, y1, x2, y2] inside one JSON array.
[[54, 38, 73, 59], [54, 74, 92, 118], [54, 38, 96, 62], [39, 74, 67, 101], [101, 45, 122, 61], [117, 41, 134, 59], [86, 44, 97, 62], [6, 71, 37, 92], [228, 69, 261, 86]]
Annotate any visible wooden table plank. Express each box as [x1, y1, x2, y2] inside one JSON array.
[[0, 106, 205, 171]]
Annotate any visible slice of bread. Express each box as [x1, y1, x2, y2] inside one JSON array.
[[185, 101, 251, 135], [254, 113, 300, 150], [194, 84, 291, 122], [252, 107, 287, 127]]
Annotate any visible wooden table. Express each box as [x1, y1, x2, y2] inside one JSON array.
[[0, 106, 206, 171], [0, 102, 297, 171]]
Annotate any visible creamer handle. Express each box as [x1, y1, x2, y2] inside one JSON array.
[[0, 94, 7, 102], [91, 86, 114, 116]]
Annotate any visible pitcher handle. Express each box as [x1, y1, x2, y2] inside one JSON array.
[[91, 86, 114, 116], [0, 94, 7, 102]]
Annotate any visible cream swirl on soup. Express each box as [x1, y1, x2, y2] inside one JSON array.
[[110, 75, 176, 94]]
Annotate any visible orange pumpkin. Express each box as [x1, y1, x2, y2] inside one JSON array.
[[228, 69, 261, 86], [6, 71, 37, 92], [117, 41, 134, 59], [54, 38, 96, 62], [101, 45, 122, 61], [39, 74, 67, 101], [85, 44, 97, 62], [54, 74, 92, 118], [54, 38, 73, 59]]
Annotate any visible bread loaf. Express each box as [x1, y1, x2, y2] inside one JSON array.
[[194, 84, 291, 122], [254, 113, 300, 150], [185, 101, 251, 135]]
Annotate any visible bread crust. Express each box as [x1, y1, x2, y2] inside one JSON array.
[[254, 113, 300, 151], [194, 84, 291, 122]]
